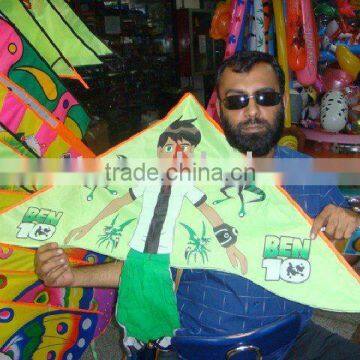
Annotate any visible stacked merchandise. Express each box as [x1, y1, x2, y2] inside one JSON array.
[[208, 0, 359, 149], [0, 1, 116, 359]]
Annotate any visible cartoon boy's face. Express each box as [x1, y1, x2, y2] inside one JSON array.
[[157, 137, 196, 174], [157, 137, 195, 159]]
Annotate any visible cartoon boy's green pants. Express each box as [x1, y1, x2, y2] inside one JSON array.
[[116, 248, 180, 343]]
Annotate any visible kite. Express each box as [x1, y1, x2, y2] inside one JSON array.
[[0, 74, 94, 158], [0, 18, 91, 138], [23, 0, 105, 67], [0, 1, 81, 82], [0, 189, 30, 211], [0, 4, 115, 356], [31, 0, 112, 59], [0, 243, 116, 360], [0, 93, 358, 351], [0, 0, 110, 83], [0, 128, 38, 159], [0, 135, 36, 210]]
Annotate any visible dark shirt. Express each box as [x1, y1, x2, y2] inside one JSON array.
[[176, 146, 348, 340]]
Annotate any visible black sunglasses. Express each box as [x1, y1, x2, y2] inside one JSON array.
[[221, 91, 282, 110]]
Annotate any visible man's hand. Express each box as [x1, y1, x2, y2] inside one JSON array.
[[35, 242, 74, 287], [311, 204, 360, 241], [226, 244, 248, 274], [64, 223, 93, 244]]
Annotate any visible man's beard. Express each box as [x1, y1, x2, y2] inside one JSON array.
[[220, 104, 285, 156]]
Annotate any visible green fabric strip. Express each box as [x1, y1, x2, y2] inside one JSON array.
[[116, 249, 180, 342]]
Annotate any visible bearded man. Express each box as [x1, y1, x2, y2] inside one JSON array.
[[35, 52, 360, 359]]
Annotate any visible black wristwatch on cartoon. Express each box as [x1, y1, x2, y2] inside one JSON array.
[[213, 223, 238, 247]]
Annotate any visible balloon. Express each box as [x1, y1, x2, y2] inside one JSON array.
[[320, 50, 338, 63], [248, 0, 265, 51], [336, 0, 356, 17], [226, 0, 248, 56], [320, 91, 348, 132], [323, 68, 354, 91], [268, 17, 275, 55], [247, 1, 257, 50], [235, 0, 250, 52], [295, 0, 318, 86], [279, 125, 306, 151], [336, 45, 360, 80], [314, 3, 338, 18], [254, 0, 265, 52], [350, 118, 360, 134], [350, 0, 360, 7], [210, 2, 231, 40], [334, 44, 360, 55], [207, 0, 248, 120], [273, 0, 292, 127], [314, 74, 326, 93], [311, 6, 320, 62], [262, 0, 272, 53], [217, 12, 231, 40], [286, 0, 306, 71]]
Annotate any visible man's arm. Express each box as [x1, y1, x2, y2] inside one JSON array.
[[72, 262, 122, 287], [35, 242, 121, 287]]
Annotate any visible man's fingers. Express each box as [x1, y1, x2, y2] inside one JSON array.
[[47, 267, 68, 287], [344, 219, 359, 239], [334, 223, 346, 241], [39, 255, 68, 277], [36, 247, 64, 265], [324, 216, 338, 240], [44, 264, 68, 287], [334, 220, 357, 240], [37, 242, 58, 254], [312, 205, 360, 242], [311, 209, 331, 239], [344, 227, 355, 240], [310, 205, 334, 240]]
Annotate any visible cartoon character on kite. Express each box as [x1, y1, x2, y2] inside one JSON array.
[[64, 117, 248, 351], [213, 182, 266, 217]]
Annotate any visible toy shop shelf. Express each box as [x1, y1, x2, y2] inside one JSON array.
[[302, 129, 360, 145], [302, 129, 360, 158]]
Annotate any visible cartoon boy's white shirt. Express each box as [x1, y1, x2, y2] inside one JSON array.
[[129, 178, 206, 254]]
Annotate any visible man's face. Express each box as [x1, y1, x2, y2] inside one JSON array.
[[216, 62, 285, 157]]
